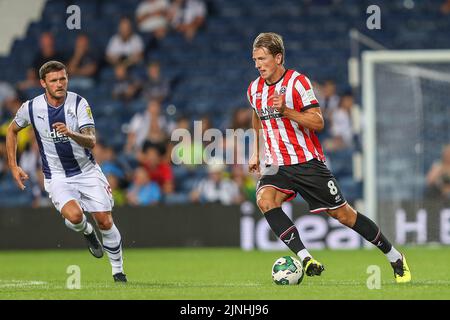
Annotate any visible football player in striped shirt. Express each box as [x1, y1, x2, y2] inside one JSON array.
[[6, 61, 127, 282], [248, 33, 410, 283]]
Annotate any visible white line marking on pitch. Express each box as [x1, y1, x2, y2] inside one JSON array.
[[0, 280, 47, 288]]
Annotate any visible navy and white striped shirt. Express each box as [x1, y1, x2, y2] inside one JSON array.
[[14, 92, 96, 179]]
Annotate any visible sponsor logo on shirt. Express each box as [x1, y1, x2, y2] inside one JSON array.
[[47, 128, 69, 143]]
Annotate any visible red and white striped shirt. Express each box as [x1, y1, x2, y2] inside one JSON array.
[[247, 69, 325, 166]]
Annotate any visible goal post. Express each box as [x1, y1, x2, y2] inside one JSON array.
[[362, 50, 450, 242]]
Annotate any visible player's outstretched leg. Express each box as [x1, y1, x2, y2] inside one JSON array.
[[257, 187, 324, 277], [93, 212, 126, 283], [62, 201, 103, 258], [328, 204, 411, 283], [65, 216, 104, 258]]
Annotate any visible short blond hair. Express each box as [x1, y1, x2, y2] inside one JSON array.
[[253, 32, 285, 65]]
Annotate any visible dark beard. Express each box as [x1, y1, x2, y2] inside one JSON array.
[[48, 89, 66, 102]]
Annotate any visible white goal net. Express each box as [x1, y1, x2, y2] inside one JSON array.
[[362, 50, 450, 244]]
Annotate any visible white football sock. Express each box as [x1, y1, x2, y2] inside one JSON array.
[[386, 246, 402, 263], [100, 224, 124, 275], [65, 214, 93, 235], [297, 249, 312, 263]]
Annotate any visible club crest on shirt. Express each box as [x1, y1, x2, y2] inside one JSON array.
[[67, 108, 76, 120], [279, 86, 287, 95]]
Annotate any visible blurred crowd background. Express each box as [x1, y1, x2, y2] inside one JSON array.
[[1, 0, 450, 208]]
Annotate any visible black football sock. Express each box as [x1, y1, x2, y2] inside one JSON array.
[[351, 212, 392, 254], [264, 207, 307, 255]]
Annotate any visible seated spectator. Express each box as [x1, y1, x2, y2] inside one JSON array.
[[112, 64, 141, 101], [135, 0, 170, 40], [18, 32, 64, 94], [317, 79, 340, 139], [125, 99, 171, 153], [224, 107, 253, 165], [97, 143, 126, 181], [0, 97, 31, 153], [32, 32, 66, 77], [141, 61, 170, 103], [0, 81, 16, 107], [169, 0, 207, 41], [106, 17, 144, 68], [0, 82, 17, 121], [127, 166, 161, 205], [18, 138, 48, 208], [190, 160, 241, 205], [230, 164, 255, 203], [16, 68, 41, 95], [323, 92, 354, 152], [426, 144, 450, 200], [138, 143, 174, 194], [67, 33, 99, 90], [170, 115, 203, 167]]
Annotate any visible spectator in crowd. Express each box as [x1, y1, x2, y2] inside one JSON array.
[[169, 115, 206, 198], [92, 141, 133, 193], [0, 82, 17, 121], [190, 160, 241, 205], [230, 107, 252, 131], [125, 99, 170, 153], [426, 144, 450, 200], [0, 81, 16, 107], [97, 143, 126, 182], [230, 164, 256, 203], [32, 32, 66, 77], [67, 33, 99, 90], [323, 92, 354, 152], [18, 32, 64, 94], [138, 143, 174, 194], [317, 79, 340, 138], [224, 107, 253, 165], [18, 138, 47, 208], [140, 61, 170, 103], [112, 64, 141, 101], [127, 166, 161, 205], [170, 115, 203, 167], [16, 69, 41, 95], [135, 0, 170, 41], [169, 0, 207, 41], [106, 17, 144, 68], [0, 97, 31, 153]]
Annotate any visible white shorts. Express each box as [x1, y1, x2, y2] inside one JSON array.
[[44, 166, 114, 213]]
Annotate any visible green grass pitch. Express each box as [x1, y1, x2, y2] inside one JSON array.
[[0, 247, 449, 300]]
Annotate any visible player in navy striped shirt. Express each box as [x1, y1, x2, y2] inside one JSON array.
[[6, 61, 126, 282]]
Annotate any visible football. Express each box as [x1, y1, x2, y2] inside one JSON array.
[[271, 256, 304, 285]]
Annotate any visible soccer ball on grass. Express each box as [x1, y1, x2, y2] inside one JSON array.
[[272, 256, 304, 285]]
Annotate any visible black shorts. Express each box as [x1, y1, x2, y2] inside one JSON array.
[[256, 159, 347, 213]]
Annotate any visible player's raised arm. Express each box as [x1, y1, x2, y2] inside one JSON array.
[[6, 121, 29, 190]]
